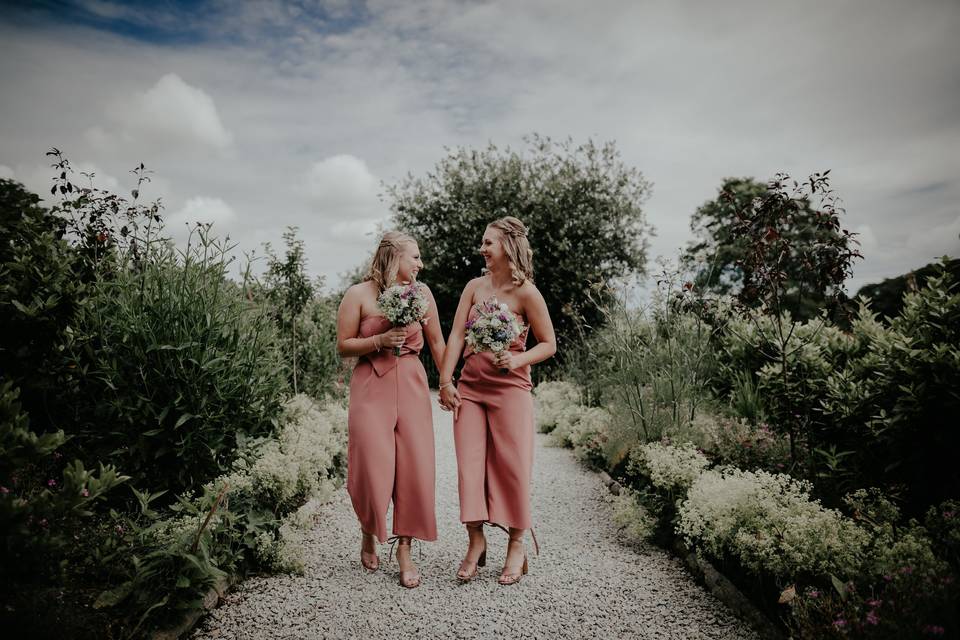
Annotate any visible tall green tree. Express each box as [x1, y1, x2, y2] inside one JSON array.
[[684, 176, 854, 320], [263, 227, 314, 394], [387, 135, 653, 376]]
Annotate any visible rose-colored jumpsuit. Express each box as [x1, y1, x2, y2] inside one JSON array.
[[454, 304, 534, 530], [347, 316, 437, 543]]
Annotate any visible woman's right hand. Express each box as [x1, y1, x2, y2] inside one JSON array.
[[439, 383, 462, 420], [379, 327, 407, 350]]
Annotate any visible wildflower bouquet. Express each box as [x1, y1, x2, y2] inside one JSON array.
[[377, 282, 429, 356], [465, 298, 523, 373]]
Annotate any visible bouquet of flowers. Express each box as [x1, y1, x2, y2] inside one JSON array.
[[378, 282, 429, 356], [465, 298, 523, 374]]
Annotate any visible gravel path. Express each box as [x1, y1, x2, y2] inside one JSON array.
[[191, 394, 760, 640]]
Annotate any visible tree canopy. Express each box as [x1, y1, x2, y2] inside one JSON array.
[[386, 135, 653, 375]]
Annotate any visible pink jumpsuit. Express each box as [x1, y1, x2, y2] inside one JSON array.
[[454, 304, 534, 530], [347, 316, 437, 543]]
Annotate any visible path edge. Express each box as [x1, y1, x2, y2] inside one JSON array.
[[597, 471, 785, 640]]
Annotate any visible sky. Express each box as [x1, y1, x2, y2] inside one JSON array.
[[1, 0, 958, 294]]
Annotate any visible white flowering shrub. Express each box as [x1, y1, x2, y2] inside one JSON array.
[[678, 467, 869, 580], [241, 394, 347, 513], [629, 441, 710, 494], [611, 488, 657, 543], [533, 381, 581, 433]]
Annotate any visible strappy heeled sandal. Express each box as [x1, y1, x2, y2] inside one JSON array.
[[489, 523, 539, 586], [456, 522, 487, 582], [360, 531, 379, 572], [387, 536, 422, 589]]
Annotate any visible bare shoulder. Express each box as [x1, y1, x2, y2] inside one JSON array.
[[343, 280, 377, 302], [517, 279, 545, 304], [463, 276, 486, 297]]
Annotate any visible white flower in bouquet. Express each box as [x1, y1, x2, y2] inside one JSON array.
[[465, 297, 524, 374], [377, 282, 429, 356]]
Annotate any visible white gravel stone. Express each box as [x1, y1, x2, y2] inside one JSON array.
[[191, 394, 761, 640]]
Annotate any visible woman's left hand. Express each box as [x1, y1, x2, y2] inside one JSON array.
[[494, 350, 517, 370]]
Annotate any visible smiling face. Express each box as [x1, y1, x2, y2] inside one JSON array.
[[395, 241, 423, 283], [479, 226, 507, 269]]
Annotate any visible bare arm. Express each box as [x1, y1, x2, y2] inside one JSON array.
[[439, 279, 477, 384], [336, 286, 404, 357], [506, 282, 557, 369], [421, 285, 446, 370]]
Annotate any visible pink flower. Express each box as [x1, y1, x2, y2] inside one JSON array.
[[866, 599, 882, 608], [81, 488, 90, 498], [0, 486, 9, 495], [865, 611, 880, 626], [832, 618, 847, 629], [115, 524, 124, 535], [47, 479, 57, 488], [808, 589, 820, 599], [922, 625, 945, 636], [39, 518, 49, 528]]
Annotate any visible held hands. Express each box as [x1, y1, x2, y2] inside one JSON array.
[[379, 327, 407, 351], [439, 383, 461, 420]]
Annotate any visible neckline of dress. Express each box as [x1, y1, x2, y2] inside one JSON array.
[[471, 297, 527, 326]]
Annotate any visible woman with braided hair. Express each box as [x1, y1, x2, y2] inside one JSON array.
[[438, 216, 557, 585], [336, 231, 446, 588]]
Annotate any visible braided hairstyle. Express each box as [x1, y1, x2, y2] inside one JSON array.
[[365, 231, 416, 293], [487, 216, 534, 286]]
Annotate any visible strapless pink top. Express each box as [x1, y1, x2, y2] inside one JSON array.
[[358, 315, 425, 377], [460, 301, 532, 390]]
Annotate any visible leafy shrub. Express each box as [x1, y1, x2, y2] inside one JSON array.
[[533, 381, 581, 433], [628, 441, 709, 495], [818, 267, 960, 511], [691, 413, 791, 473], [95, 394, 346, 633], [0, 379, 129, 586], [68, 228, 287, 495], [678, 467, 869, 581]]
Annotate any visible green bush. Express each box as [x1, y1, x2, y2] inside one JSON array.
[[677, 467, 869, 581], [94, 394, 347, 634], [533, 381, 581, 433], [0, 379, 129, 586], [68, 228, 287, 495]]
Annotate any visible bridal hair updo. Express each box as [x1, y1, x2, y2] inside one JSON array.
[[488, 216, 534, 286], [366, 231, 416, 293]]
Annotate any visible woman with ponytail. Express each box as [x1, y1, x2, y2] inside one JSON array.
[[437, 216, 557, 585], [336, 231, 445, 588]]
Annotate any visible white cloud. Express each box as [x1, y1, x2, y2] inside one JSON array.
[[303, 154, 387, 222], [165, 196, 237, 235], [96, 73, 233, 151], [0, 165, 14, 180]]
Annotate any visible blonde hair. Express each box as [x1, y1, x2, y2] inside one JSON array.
[[488, 216, 534, 286], [366, 231, 416, 292]]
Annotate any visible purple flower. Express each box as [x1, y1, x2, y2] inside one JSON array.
[[943, 510, 955, 519], [922, 625, 945, 636], [866, 599, 882, 608], [866, 611, 880, 626], [808, 589, 820, 599], [47, 479, 57, 488], [883, 574, 893, 582], [39, 518, 49, 528], [498, 314, 508, 322], [832, 618, 847, 629], [115, 524, 124, 535], [900, 566, 914, 575], [0, 486, 9, 495], [465, 319, 475, 330]]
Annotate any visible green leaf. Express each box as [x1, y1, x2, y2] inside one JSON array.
[[93, 581, 134, 609], [174, 413, 195, 429]]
